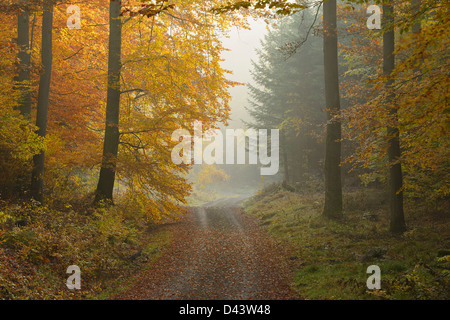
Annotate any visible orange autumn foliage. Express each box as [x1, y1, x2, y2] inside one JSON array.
[[0, 0, 245, 219], [339, 1, 449, 201]]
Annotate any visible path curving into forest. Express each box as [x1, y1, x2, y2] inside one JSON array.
[[115, 198, 302, 300]]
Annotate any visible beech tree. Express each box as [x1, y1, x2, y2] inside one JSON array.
[[340, 0, 448, 232], [15, 0, 31, 118], [383, 1, 406, 234], [322, 0, 342, 219], [94, 0, 123, 203], [0, 0, 240, 217], [31, 0, 54, 202], [94, 0, 186, 204]]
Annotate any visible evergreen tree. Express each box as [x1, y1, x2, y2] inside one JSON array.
[[248, 9, 325, 186]]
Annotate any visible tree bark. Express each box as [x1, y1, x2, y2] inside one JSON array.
[[412, 0, 422, 80], [15, 1, 31, 118], [94, 0, 122, 204], [322, 0, 343, 219], [412, 0, 421, 34], [383, 2, 406, 234], [31, 0, 53, 203], [281, 132, 290, 184]]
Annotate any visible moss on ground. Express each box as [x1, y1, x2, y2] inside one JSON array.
[[244, 185, 450, 300]]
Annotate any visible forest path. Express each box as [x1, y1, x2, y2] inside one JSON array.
[[115, 198, 302, 300]]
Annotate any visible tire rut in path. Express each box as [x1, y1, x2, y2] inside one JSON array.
[[115, 205, 302, 300]]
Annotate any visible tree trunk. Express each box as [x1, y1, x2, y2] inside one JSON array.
[[15, 1, 31, 118], [412, 0, 422, 80], [412, 0, 421, 34], [94, 0, 122, 204], [31, 0, 53, 203], [322, 0, 343, 219], [281, 132, 290, 184], [383, 2, 406, 234]]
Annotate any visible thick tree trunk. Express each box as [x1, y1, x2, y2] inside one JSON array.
[[95, 0, 122, 204], [15, 1, 31, 118], [383, 3, 406, 234], [31, 0, 53, 203], [322, 0, 343, 219]]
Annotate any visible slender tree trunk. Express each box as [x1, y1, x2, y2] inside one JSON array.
[[383, 2, 406, 234], [15, 1, 31, 118], [322, 0, 343, 219], [15, 2, 32, 196], [31, 0, 53, 203], [412, 0, 422, 80], [95, 0, 122, 204], [412, 0, 421, 34], [30, 13, 37, 55], [281, 132, 290, 184]]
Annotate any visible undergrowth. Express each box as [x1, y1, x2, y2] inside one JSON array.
[[244, 183, 450, 300], [0, 198, 173, 300]]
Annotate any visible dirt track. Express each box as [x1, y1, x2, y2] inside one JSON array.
[[116, 198, 302, 300]]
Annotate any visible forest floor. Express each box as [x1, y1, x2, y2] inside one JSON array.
[[243, 185, 450, 300], [2, 186, 447, 300], [113, 198, 302, 300]]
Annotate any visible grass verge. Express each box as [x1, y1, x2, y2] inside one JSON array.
[[243, 184, 450, 300]]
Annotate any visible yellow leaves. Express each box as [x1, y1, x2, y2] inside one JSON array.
[[196, 165, 229, 189], [339, 0, 450, 201], [115, 1, 241, 218], [0, 94, 45, 164], [121, 0, 175, 18], [0, 211, 12, 224], [211, 0, 307, 16], [0, 0, 240, 220]]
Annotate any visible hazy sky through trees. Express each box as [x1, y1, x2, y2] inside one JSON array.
[[220, 19, 268, 129]]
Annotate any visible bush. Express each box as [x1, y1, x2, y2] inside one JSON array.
[[0, 197, 154, 299]]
